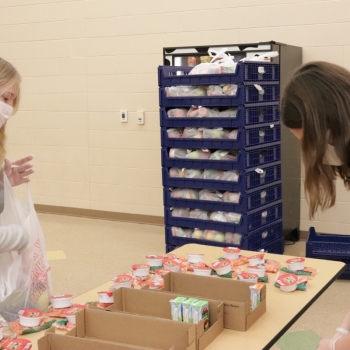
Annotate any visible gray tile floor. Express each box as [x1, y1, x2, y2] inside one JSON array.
[[39, 213, 350, 349]]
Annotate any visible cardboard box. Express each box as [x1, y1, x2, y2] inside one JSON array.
[[39, 308, 196, 350], [38, 327, 168, 350], [107, 287, 223, 350], [163, 272, 266, 331]]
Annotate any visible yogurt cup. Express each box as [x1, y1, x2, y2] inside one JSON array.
[[193, 264, 212, 276], [211, 259, 231, 276], [237, 272, 259, 283], [163, 258, 181, 272], [187, 253, 204, 264], [111, 274, 133, 289], [154, 268, 170, 279], [145, 255, 164, 267], [131, 264, 151, 277], [63, 304, 87, 324], [2, 339, 32, 350], [286, 257, 305, 272], [98, 291, 114, 303], [276, 273, 298, 292], [248, 254, 265, 266], [140, 280, 163, 290], [0, 324, 3, 340], [18, 309, 43, 327], [223, 247, 241, 260], [49, 294, 73, 309], [247, 265, 266, 278]]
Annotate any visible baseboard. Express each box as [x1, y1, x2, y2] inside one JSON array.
[[34, 204, 164, 226]]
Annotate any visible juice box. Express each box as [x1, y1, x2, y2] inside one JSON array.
[[169, 297, 187, 321]]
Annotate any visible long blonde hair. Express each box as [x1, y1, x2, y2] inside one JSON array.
[[0, 58, 21, 166]]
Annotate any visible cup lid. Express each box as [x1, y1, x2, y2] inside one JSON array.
[[154, 268, 170, 277], [131, 264, 151, 270], [63, 304, 86, 315], [145, 255, 164, 260], [163, 258, 181, 267], [50, 294, 73, 300], [112, 274, 133, 283], [98, 291, 113, 296], [286, 257, 305, 264], [211, 259, 231, 270], [276, 273, 298, 286], [3, 339, 32, 349], [239, 272, 259, 279], [249, 254, 264, 260], [18, 309, 43, 318], [223, 247, 241, 254]]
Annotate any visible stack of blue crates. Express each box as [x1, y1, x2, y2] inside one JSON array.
[[158, 62, 284, 253]]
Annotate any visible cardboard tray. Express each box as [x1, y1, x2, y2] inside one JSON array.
[[163, 272, 266, 331], [106, 287, 224, 350], [38, 308, 196, 350]]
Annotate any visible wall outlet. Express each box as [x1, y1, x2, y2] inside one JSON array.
[[137, 110, 145, 125], [120, 110, 128, 123]]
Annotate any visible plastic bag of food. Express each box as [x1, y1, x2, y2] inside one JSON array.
[[167, 108, 188, 118], [199, 189, 223, 202], [222, 84, 238, 95], [184, 169, 203, 179], [207, 85, 223, 96], [221, 170, 239, 182], [190, 209, 209, 220], [187, 106, 220, 118], [225, 232, 243, 244], [209, 211, 227, 222], [227, 129, 238, 139], [169, 167, 185, 178], [204, 230, 225, 242], [170, 188, 199, 199], [188, 62, 222, 75], [209, 150, 238, 161], [223, 191, 240, 203], [192, 228, 205, 240], [171, 226, 193, 238], [209, 47, 237, 73], [165, 86, 206, 97], [167, 128, 182, 138], [182, 127, 203, 138], [202, 128, 229, 139], [171, 207, 190, 218], [220, 107, 238, 118], [169, 148, 187, 158], [224, 212, 242, 224], [203, 169, 225, 180], [186, 149, 211, 159]]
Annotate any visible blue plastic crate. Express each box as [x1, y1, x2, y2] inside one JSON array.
[[162, 161, 282, 192], [162, 143, 281, 171], [306, 227, 350, 279], [165, 200, 282, 234], [165, 220, 283, 252], [259, 237, 284, 254], [158, 62, 280, 87], [162, 123, 281, 149], [159, 82, 280, 107], [164, 182, 281, 212], [160, 103, 280, 128]]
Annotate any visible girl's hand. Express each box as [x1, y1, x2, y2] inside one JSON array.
[[4, 155, 35, 187]]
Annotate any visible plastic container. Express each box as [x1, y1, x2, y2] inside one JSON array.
[[163, 258, 181, 272], [160, 103, 280, 128], [49, 294, 73, 309], [161, 123, 281, 149], [286, 257, 305, 272], [248, 254, 265, 266], [237, 272, 259, 283], [276, 273, 298, 292], [159, 82, 280, 107], [211, 259, 231, 275], [158, 62, 280, 87], [162, 143, 281, 171], [247, 265, 266, 278], [187, 253, 204, 263], [18, 309, 43, 327], [111, 274, 133, 289], [63, 305, 87, 324], [154, 268, 171, 279], [2, 339, 32, 350], [193, 264, 212, 276], [223, 247, 241, 260], [145, 255, 164, 267], [131, 264, 151, 277], [97, 291, 114, 304]]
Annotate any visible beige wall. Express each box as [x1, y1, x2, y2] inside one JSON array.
[[0, 0, 349, 233]]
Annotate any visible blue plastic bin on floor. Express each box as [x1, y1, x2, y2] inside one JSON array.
[[162, 161, 282, 192], [160, 103, 280, 128], [158, 62, 280, 86], [162, 123, 281, 149], [306, 227, 350, 278], [159, 82, 280, 107], [165, 200, 282, 234], [162, 143, 281, 171], [164, 181, 282, 212]]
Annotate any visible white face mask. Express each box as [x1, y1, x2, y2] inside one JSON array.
[[0, 100, 13, 128], [323, 144, 343, 166]]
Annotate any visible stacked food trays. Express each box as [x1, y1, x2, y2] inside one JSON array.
[[158, 61, 283, 253]]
